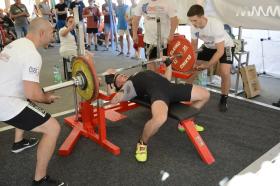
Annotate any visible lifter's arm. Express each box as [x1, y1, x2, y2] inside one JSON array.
[[23, 81, 59, 104]]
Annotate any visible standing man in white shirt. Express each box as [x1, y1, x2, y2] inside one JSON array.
[[0, 18, 66, 186], [187, 4, 234, 112], [132, 0, 178, 70]]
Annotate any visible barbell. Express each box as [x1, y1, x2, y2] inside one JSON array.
[[43, 36, 196, 102], [43, 56, 99, 102]]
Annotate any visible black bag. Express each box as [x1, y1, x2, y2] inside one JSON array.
[[93, 15, 99, 22]]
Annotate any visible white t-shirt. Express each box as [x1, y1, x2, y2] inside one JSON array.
[[134, 0, 178, 46], [59, 27, 77, 58], [0, 38, 42, 121], [191, 17, 234, 49], [126, 5, 144, 30]]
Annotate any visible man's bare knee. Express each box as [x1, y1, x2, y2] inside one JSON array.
[[33, 118, 61, 137], [151, 114, 168, 125]]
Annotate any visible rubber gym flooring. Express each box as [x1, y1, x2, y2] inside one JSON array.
[[0, 92, 279, 186]]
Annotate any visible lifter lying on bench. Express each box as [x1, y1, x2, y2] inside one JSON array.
[[105, 59, 210, 163]]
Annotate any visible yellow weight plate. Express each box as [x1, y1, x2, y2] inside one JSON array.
[[72, 56, 99, 102]]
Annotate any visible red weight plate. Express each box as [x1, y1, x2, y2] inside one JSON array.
[[168, 36, 195, 72]]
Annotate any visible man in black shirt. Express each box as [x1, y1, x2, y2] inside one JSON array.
[[105, 60, 210, 162], [55, 0, 68, 31]]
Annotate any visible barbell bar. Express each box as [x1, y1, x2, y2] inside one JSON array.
[[98, 53, 183, 76]]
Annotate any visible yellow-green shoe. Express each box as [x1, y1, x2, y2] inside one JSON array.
[[177, 123, 205, 132], [135, 142, 147, 162]]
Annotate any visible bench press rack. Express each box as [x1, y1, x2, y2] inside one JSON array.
[[58, 90, 215, 165]]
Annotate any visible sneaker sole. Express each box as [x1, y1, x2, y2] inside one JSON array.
[[11, 140, 39, 153]]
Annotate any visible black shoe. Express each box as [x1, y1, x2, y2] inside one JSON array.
[[95, 45, 98, 51], [11, 138, 39, 153], [86, 45, 91, 50], [219, 95, 228, 112], [32, 175, 66, 186], [272, 101, 280, 107], [117, 51, 124, 56]]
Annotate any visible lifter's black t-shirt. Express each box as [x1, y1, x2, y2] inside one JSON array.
[[129, 70, 170, 98]]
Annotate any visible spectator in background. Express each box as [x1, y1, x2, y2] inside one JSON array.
[[133, 0, 178, 70], [39, 0, 55, 48], [69, 0, 85, 21], [115, 0, 130, 56], [126, 0, 142, 59], [9, 0, 30, 38], [69, 0, 86, 46], [39, 0, 52, 21], [59, 16, 77, 80], [83, 0, 101, 51], [59, 16, 77, 60], [55, 0, 68, 31], [102, 0, 117, 51], [0, 9, 17, 43]]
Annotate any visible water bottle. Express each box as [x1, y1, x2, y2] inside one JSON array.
[[53, 65, 62, 84], [197, 69, 208, 87]]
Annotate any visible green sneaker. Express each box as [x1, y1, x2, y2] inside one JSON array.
[[135, 142, 147, 162], [177, 123, 205, 132]]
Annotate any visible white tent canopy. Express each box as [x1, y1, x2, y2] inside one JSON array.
[[177, 0, 280, 30]]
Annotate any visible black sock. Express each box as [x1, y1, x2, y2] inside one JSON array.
[[33, 176, 47, 183], [14, 139, 24, 144], [220, 94, 228, 103], [138, 140, 147, 145]]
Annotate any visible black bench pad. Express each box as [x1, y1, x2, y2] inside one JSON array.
[[132, 98, 199, 121]]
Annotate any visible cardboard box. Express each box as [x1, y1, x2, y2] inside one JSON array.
[[239, 65, 261, 98]]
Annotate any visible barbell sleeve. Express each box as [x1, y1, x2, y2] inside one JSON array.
[[43, 80, 75, 92]]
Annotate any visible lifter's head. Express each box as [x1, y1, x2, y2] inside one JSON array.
[[113, 73, 129, 91], [27, 17, 54, 48]]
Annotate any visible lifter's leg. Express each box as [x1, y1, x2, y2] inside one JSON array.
[[190, 85, 210, 109], [141, 100, 168, 143], [136, 100, 168, 162]]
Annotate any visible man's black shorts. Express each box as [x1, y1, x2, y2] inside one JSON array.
[[86, 28, 98, 34], [197, 45, 234, 64], [4, 102, 51, 131], [151, 83, 193, 105], [144, 43, 167, 60]]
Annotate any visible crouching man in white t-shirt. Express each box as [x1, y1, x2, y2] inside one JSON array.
[[187, 4, 234, 112], [0, 18, 66, 185]]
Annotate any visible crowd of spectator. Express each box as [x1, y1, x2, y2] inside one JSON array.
[[0, 0, 143, 58]]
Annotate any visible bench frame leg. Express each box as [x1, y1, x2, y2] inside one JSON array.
[[181, 119, 215, 165]]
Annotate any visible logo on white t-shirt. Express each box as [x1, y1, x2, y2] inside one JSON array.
[[29, 66, 39, 76]]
